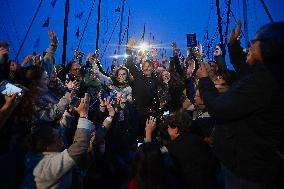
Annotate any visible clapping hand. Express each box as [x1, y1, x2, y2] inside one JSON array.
[[75, 93, 90, 118], [229, 19, 241, 45], [65, 80, 79, 91]]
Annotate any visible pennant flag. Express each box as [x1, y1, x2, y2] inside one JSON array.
[[51, 0, 57, 8], [75, 11, 84, 19], [33, 37, 40, 49], [76, 27, 80, 38], [42, 17, 50, 27], [115, 6, 120, 12]]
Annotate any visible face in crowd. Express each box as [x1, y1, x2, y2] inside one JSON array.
[[38, 71, 49, 90], [117, 68, 128, 83], [10, 61, 18, 72], [70, 63, 81, 78], [246, 36, 263, 66], [194, 89, 205, 110], [161, 70, 171, 83], [142, 60, 153, 77]]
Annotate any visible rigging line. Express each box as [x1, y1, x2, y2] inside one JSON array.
[[260, 0, 274, 23], [100, 16, 120, 60], [15, 0, 44, 59], [4, 0, 21, 46], [224, 0, 232, 45], [208, 3, 228, 47], [76, 0, 97, 51], [207, 3, 230, 58], [224, 0, 250, 44], [216, 0, 224, 53], [0, 15, 17, 57], [121, 25, 129, 44], [202, 0, 214, 45], [223, 0, 232, 57]]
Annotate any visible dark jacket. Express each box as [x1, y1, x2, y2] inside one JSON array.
[[125, 48, 158, 112], [166, 133, 216, 189], [198, 41, 284, 183]]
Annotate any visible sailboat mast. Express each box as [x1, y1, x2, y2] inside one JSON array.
[[96, 0, 102, 51], [117, 0, 126, 56], [242, 0, 249, 47], [126, 8, 130, 45], [216, 0, 225, 56], [62, 0, 70, 66]]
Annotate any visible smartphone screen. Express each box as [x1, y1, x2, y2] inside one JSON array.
[[137, 143, 143, 147], [163, 111, 170, 116], [0, 81, 23, 96]]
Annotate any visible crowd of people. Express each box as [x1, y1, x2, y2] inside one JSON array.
[[0, 20, 284, 189]]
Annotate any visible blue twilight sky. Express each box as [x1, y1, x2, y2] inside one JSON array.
[[1, 0, 284, 69]]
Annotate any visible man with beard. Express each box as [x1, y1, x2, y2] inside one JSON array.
[[125, 37, 159, 141]]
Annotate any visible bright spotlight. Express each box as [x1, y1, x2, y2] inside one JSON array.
[[138, 43, 148, 52]]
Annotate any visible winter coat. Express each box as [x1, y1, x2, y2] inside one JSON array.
[[198, 41, 284, 183]]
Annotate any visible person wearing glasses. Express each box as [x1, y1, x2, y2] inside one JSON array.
[[197, 21, 284, 188]]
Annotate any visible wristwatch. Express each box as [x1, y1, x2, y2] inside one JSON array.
[[80, 115, 88, 119]]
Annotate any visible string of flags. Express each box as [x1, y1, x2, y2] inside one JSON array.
[[51, 0, 57, 8], [37, 2, 122, 46], [33, 36, 40, 49], [115, 6, 120, 12], [42, 17, 50, 27], [76, 27, 80, 38], [75, 11, 84, 19]]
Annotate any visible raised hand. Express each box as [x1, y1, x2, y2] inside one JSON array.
[[127, 37, 136, 48], [171, 42, 177, 50], [86, 53, 91, 62], [196, 63, 208, 78], [162, 55, 167, 62], [65, 80, 79, 91], [48, 29, 58, 45], [75, 93, 90, 118], [105, 96, 115, 117], [186, 59, 196, 78], [145, 116, 156, 135], [229, 19, 241, 45]]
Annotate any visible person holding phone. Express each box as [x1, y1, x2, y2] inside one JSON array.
[[0, 93, 20, 129], [21, 93, 94, 188], [16, 65, 78, 126]]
